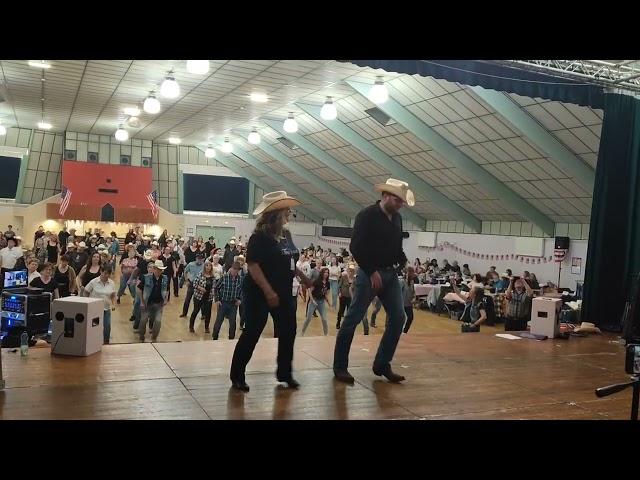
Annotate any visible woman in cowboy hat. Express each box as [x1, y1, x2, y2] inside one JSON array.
[[229, 191, 313, 392], [333, 178, 414, 384]]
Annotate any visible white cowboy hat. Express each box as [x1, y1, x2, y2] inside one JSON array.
[[573, 322, 601, 334], [253, 190, 301, 216], [143, 249, 153, 260], [78, 242, 87, 248], [97, 244, 107, 251], [374, 178, 415, 206], [229, 240, 236, 245], [151, 241, 159, 246], [152, 260, 167, 270]]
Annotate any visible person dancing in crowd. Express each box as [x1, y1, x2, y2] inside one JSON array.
[[230, 191, 312, 392], [333, 178, 414, 384], [212, 260, 243, 340], [328, 256, 341, 308], [83, 264, 116, 344], [188, 260, 216, 333], [54, 254, 76, 297], [29, 262, 60, 299], [180, 252, 205, 318], [137, 260, 168, 342], [117, 244, 138, 304], [302, 267, 330, 336], [336, 265, 355, 329], [160, 246, 178, 300], [401, 267, 417, 333], [76, 252, 102, 296]]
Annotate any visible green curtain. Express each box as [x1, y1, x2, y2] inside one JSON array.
[[582, 93, 640, 330]]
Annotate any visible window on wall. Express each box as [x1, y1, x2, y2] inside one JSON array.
[[0, 156, 22, 199], [183, 174, 249, 214]]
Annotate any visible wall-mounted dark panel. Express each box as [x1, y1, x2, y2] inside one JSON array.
[[183, 174, 249, 214]]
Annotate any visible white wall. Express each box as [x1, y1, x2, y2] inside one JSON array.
[[312, 230, 587, 290]]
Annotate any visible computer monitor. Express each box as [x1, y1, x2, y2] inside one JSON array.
[[3, 269, 27, 289]]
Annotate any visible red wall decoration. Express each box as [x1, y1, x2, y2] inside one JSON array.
[[55, 161, 155, 222]]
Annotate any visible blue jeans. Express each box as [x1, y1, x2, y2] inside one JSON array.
[[139, 302, 163, 341], [333, 268, 405, 371], [117, 273, 135, 298], [103, 309, 111, 344], [302, 298, 328, 336], [132, 290, 141, 330], [212, 301, 238, 340], [329, 279, 339, 307]]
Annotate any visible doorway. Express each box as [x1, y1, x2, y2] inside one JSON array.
[[195, 225, 235, 249]]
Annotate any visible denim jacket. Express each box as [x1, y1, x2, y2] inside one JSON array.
[[141, 272, 168, 305]]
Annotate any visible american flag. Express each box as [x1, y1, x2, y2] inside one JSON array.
[[146, 190, 159, 219], [59, 185, 72, 216]]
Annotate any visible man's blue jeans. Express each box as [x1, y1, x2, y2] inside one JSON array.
[[333, 268, 404, 371]]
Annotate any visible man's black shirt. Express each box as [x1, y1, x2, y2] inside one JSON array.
[[349, 201, 407, 277]]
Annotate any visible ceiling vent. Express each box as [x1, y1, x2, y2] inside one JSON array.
[[276, 137, 299, 150], [365, 107, 397, 127]]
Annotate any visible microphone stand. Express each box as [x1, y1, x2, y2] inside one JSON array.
[[595, 376, 639, 420]]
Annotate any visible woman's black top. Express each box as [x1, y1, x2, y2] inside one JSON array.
[[29, 276, 57, 294], [54, 266, 71, 297], [162, 254, 176, 277], [82, 267, 101, 286], [245, 229, 299, 299], [47, 244, 58, 263], [184, 247, 200, 265], [311, 280, 329, 300]]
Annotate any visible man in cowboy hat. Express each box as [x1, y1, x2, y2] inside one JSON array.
[[333, 178, 415, 384], [223, 239, 239, 272], [136, 259, 169, 342]]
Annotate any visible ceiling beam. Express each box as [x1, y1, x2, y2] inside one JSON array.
[[221, 144, 351, 226], [469, 85, 596, 193], [213, 151, 324, 225], [232, 128, 362, 216], [296, 102, 482, 233], [346, 80, 556, 237], [261, 119, 428, 230]]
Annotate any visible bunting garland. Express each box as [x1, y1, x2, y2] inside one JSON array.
[[422, 242, 551, 263]]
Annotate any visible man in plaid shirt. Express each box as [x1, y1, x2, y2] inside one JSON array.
[[212, 261, 243, 340]]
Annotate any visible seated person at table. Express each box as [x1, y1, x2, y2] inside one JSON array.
[[462, 263, 471, 277], [450, 260, 461, 274], [523, 271, 540, 289], [485, 271, 499, 285], [461, 287, 487, 329], [494, 273, 510, 292], [441, 259, 452, 273], [505, 276, 533, 330]]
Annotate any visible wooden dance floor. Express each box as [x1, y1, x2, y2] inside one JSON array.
[[0, 331, 633, 420]]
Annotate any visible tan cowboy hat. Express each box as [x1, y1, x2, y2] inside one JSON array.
[[152, 260, 167, 270], [374, 178, 415, 206], [573, 322, 601, 334], [229, 239, 236, 245], [78, 241, 87, 248], [253, 190, 301, 216]]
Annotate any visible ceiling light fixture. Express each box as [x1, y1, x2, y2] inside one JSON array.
[[186, 60, 210, 75], [368, 76, 389, 104], [28, 60, 51, 69], [221, 138, 233, 153], [37, 121, 52, 130], [247, 128, 261, 145], [205, 146, 216, 158], [143, 93, 161, 114], [283, 112, 298, 133], [114, 125, 129, 142], [123, 106, 141, 117], [168, 137, 181, 145], [127, 116, 141, 128], [160, 73, 180, 98], [249, 92, 268, 103], [320, 96, 337, 120]]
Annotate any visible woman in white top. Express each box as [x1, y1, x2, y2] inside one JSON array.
[[328, 256, 341, 308], [27, 258, 41, 284], [84, 264, 116, 344]]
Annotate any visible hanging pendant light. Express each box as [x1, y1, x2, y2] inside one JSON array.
[[186, 60, 210, 75], [205, 146, 216, 158], [160, 73, 180, 98], [283, 112, 298, 133], [114, 125, 129, 142], [221, 138, 233, 153], [143, 93, 161, 114], [320, 96, 337, 120], [247, 128, 261, 145], [368, 76, 389, 104]]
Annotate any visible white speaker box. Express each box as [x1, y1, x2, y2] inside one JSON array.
[[51, 297, 103, 356], [530, 297, 562, 339]]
